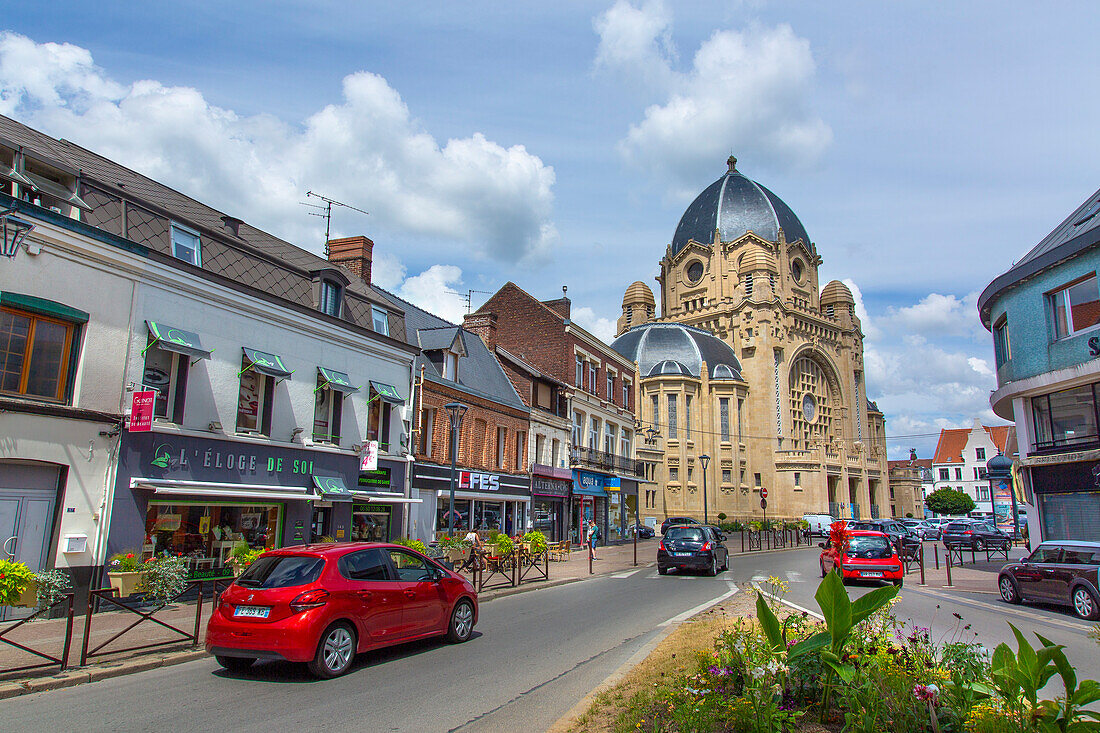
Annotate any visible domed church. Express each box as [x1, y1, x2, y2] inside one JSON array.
[[612, 157, 906, 524]]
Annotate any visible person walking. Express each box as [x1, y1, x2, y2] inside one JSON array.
[[587, 520, 599, 561], [460, 529, 484, 572]]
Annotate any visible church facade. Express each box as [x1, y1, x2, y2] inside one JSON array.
[[612, 157, 911, 524]]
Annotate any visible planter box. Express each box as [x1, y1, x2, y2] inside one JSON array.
[[108, 571, 147, 597], [445, 548, 470, 564], [10, 579, 38, 608]]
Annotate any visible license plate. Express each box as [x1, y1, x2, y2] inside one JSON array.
[[859, 571, 883, 578], [233, 605, 270, 618], [671, 552, 691, 557]]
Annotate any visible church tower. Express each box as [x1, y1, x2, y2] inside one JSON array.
[[617, 281, 656, 337]]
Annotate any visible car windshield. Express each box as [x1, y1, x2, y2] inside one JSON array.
[[237, 555, 324, 588], [666, 527, 706, 542], [845, 536, 892, 559]]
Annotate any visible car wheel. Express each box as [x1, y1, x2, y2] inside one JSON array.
[[894, 578, 904, 588], [708, 555, 718, 576], [658, 565, 668, 575], [308, 622, 357, 679], [1072, 586, 1100, 620], [215, 655, 255, 672], [999, 576, 1021, 605], [974, 539, 985, 552], [446, 599, 475, 643], [820, 560, 827, 578]]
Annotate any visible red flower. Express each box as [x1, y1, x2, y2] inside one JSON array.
[[0, 573, 5, 579], [126, 553, 134, 559]]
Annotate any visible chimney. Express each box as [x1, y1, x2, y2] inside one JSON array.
[[221, 215, 244, 237], [542, 287, 571, 320], [463, 312, 498, 351], [327, 235, 374, 285]]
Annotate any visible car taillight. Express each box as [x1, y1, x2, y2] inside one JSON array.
[[658, 541, 665, 552], [290, 589, 329, 613], [701, 541, 711, 551], [963, 530, 972, 534]]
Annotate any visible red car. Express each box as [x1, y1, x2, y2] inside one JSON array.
[[819, 530, 904, 587], [205, 542, 478, 678]]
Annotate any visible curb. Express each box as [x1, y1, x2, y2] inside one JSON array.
[[0, 649, 208, 700]]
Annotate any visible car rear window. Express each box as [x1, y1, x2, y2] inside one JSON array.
[[944, 522, 968, 531], [666, 527, 706, 542], [1063, 548, 1098, 564], [237, 555, 324, 588], [845, 536, 892, 559]]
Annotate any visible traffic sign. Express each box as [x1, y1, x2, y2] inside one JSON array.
[[760, 498, 768, 509], [760, 487, 768, 499]]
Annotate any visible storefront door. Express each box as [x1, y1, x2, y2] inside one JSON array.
[[312, 506, 334, 542], [0, 463, 59, 621]]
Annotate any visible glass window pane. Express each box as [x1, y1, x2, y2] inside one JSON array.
[[237, 369, 263, 432], [0, 310, 30, 393], [143, 345, 176, 418], [388, 549, 433, 581], [1068, 277, 1100, 332], [1053, 292, 1069, 338], [372, 307, 389, 335], [172, 226, 201, 265], [25, 319, 68, 398], [1047, 384, 1097, 446]]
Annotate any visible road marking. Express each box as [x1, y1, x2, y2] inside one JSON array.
[[751, 574, 768, 583], [786, 571, 804, 583], [659, 581, 739, 626], [610, 568, 646, 579], [753, 582, 824, 621], [905, 586, 1093, 633]]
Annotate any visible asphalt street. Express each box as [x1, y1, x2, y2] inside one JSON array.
[[3, 567, 737, 733]]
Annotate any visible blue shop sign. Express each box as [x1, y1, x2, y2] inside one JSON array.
[[573, 470, 619, 497]]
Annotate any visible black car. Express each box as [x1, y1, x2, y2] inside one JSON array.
[[998, 541, 1100, 620], [658, 525, 729, 576], [629, 523, 655, 539], [847, 519, 922, 559], [941, 520, 1011, 551], [660, 516, 700, 535]]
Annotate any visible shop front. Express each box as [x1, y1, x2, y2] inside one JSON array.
[[110, 432, 361, 580], [1027, 456, 1100, 541], [531, 464, 571, 541], [572, 470, 618, 546], [352, 459, 412, 541], [412, 463, 531, 539]]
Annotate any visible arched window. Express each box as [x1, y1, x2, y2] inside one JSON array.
[[789, 356, 833, 449]]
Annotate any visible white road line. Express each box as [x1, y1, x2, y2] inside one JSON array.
[[786, 571, 804, 583], [907, 586, 1093, 633], [610, 568, 646, 579], [660, 581, 739, 626]]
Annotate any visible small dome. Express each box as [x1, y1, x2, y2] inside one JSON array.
[[820, 280, 855, 304], [738, 247, 778, 273], [611, 322, 743, 381], [623, 281, 655, 307], [986, 452, 1013, 475]]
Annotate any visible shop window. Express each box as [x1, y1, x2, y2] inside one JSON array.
[[438, 497, 471, 533], [313, 378, 343, 445], [1031, 384, 1100, 451], [237, 359, 274, 435], [170, 223, 202, 266], [1050, 275, 1100, 338], [351, 504, 393, 542], [142, 343, 189, 423], [372, 306, 390, 336], [144, 503, 280, 576], [0, 303, 82, 403], [367, 388, 393, 451]]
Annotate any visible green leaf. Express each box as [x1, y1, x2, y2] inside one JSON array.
[[789, 631, 830, 660], [850, 583, 899, 626], [755, 593, 785, 651], [1072, 680, 1100, 707], [815, 570, 852, 650]]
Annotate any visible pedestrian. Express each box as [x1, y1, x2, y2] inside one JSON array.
[[460, 529, 483, 571], [587, 520, 599, 561]]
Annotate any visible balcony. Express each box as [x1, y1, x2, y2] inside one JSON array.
[[570, 446, 644, 477]]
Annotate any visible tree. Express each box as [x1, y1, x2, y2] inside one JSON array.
[[925, 488, 975, 516]]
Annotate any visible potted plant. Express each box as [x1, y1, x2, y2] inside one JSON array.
[[0, 558, 36, 607], [141, 555, 189, 605], [32, 569, 72, 611], [106, 551, 147, 596], [522, 530, 548, 556], [439, 536, 470, 564], [228, 540, 263, 576]]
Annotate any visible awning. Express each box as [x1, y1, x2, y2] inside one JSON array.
[[145, 321, 212, 360], [351, 491, 423, 504], [22, 170, 91, 210], [572, 485, 608, 498], [370, 381, 404, 404], [317, 367, 359, 394], [131, 478, 313, 502], [435, 489, 531, 503], [242, 347, 292, 379], [312, 475, 353, 502]]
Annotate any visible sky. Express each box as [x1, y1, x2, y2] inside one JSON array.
[[4, 1, 1099, 459]]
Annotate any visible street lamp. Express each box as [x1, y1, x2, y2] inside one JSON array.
[[1, 207, 34, 259], [445, 402, 468, 536], [699, 454, 711, 525]]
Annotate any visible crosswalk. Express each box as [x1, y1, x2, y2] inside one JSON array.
[[606, 569, 812, 582]]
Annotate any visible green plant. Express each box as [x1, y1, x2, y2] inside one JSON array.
[[107, 551, 144, 573], [494, 534, 515, 557], [142, 556, 189, 604], [0, 559, 34, 605], [925, 487, 976, 516], [392, 537, 427, 555], [33, 569, 72, 610], [522, 530, 548, 554], [749, 520, 763, 532]]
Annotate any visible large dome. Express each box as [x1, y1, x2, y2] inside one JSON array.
[[671, 156, 811, 257], [611, 322, 743, 381]]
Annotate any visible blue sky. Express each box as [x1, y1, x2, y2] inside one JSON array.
[[5, 1, 1100, 458]]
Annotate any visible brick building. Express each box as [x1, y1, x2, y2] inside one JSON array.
[[468, 283, 645, 544]]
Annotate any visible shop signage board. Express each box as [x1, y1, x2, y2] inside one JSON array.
[[357, 467, 392, 489], [993, 481, 1015, 532], [129, 391, 155, 432], [532, 477, 571, 497], [360, 441, 379, 471], [460, 471, 500, 491], [574, 470, 620, 492]]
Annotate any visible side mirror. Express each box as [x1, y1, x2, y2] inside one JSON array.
[[718, 533, 727, 541]]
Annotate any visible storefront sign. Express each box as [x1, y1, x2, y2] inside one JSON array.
[[129, 391, 155, 432], [360, 441, 379, 471], [357, 467, 392, 489], [993, 481, 1014, 531], [574, 470, 620, 492], [1021, 448, 1100, 466], [459, 471, 500, 491], [532, 476, 570, 497]]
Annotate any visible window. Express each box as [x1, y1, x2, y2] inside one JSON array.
[[620, 429, 631, 457], [371, 306, 389, 336], [651, 394, 660, 429], [825, 303, 835, 319], [1050, 275, 1100, 338], [497, 427, 507, 468], [589, 417, 599, 450], [588, 364, 598, 394], [420, 407, 436, 457], [170, 223, 201, 266], [744, 273, 753, 297], [684, 394, 692, 439], [442, 351, 458, 380], [573, 411, 583, 447], [368, 389, 392, 451], [669, 466, 679, 482], [338, 548, 390, 581], [551, 438, 561, 466], [719, 398, 730, 441], [313, 377, 343, 445], [0, 306, 78, 402], [237, 359, 273, 435], [667, 394, 677, 439], [975, 447, 986, 461], [722, 468, 732, 483], [974, 467, 988, 480], [737, 398, 744, 440], [515, 430, 526, 470], [604, 423, 616, 454], [622, 380, 631, 409], [1032, 383, 1100, 450], [754, 472, 762, 487], [320, 281, 342, 317], [687, 464, 694, 481], [143, 343, 188, 422], [386, 549, 435, 582], [939, 468, 950, 481], [575, 355, 584, 387], [954, 467, 962, 481], [992, 317, 1010, 366], [607, 372, 615, 402], [535, 434, 545, 464]]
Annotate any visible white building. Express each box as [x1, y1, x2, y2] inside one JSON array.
[[930, 421, 1013, 516]]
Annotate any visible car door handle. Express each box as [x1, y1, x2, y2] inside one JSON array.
[[403, 589, 416, 598], [356, 590, 374, 600]]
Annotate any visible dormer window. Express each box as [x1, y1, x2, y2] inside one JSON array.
[[372, 306, 389, 336], [320, 281, 342, 317], [443, 351, 458, 380], [310, 268, 349, 319], [17, 153, 89, 219], [170, 223, 201, 266]]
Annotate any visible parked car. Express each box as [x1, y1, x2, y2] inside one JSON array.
[[660, 516, 700, 535], [998, 541, 1100, 620], [819, 530, 904, 587], [629, 523, 655, 539], [206, 542, 478, 678], [802, 513, 835, 537], [941, 520, 1011, 552], [657, 525, 729, 576], [899, 518, 932, 539], [842, 519, 922, 559]]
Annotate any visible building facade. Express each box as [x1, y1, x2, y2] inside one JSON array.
[[930, 423, 1012, 516], [979, 183, 1100, 542], [612, 157, 891, 523]]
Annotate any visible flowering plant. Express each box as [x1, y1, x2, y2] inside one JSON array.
[[0, 559, 35, 605], [107, 551, 144, 573], [141, 555, 189, 604]]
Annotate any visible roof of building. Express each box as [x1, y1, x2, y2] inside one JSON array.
[[932, 425, 1014, 464], [670, 156, 811, 258], [821, 280, 855, 304], [623, 280, 655, 306], [610, 322, 744, 381], [978, 184, 1100, 327], [888, 458, 933, 470], [372, 287, 527, 411], [495, 347, 569, 388]]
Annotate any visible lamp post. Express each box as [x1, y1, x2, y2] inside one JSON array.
[[700, 454, 711, 525], [1, 206, 34, 259], [445, 402, 468, 536]]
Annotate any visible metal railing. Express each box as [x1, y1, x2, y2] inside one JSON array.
[[570, 447, 643, 476], [0, 594, 75, 675]]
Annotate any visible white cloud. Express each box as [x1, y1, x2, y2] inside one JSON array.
[[395, 265, 468, 324], [369, 251, 407, 291], [572, 306, 618, 343], [0, 31, 556, 263], [594, 2, 831, 192], [883, 292, 986, 339]]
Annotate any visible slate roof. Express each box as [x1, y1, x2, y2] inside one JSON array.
[[611, 322, 744, 381], [373, 288, 528, 411], [932, 425, 1013, 464]]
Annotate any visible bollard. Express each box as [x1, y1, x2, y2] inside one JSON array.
[[919, 543, 926, 586], [589, 546, 593, 575], [971, 547, 976, 565], [945, 551, 953, 587], [633, 527, 638, 567], [741, 529, 745, 553], [934, 544, 939, 570]]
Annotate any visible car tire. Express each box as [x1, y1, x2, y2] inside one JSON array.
[[999, 575, 1021, 605], [215, 655, 255, 672], [1072, 586, 1100, 620], [308, 622, 357, 679], [820, 560, 827, 578], [708, 556, 718, 577], [658, 566, 668, 575], [446, 599, 476, 643], [894, 578, 904, 588], [974, 539, 985, 552]]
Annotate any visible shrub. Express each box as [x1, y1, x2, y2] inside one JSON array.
[[142, 556, 189, 604], [494, 534, 515, 557], [107, 551, 144, 573], [926, 487, 975, 516], [522, 530, 548, 554], [33, 569, 72, 610], [0, 559, 34, 605], [392, 537, 427, 555]]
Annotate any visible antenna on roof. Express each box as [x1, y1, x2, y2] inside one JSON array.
[[464, 289, 493, 314], [301, 191, 370, 256]]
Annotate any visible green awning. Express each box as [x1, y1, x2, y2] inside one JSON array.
[[312, 475, 353, 501], [145, 321, 212, 360], [317, 366, 359, 394], [370, 380, 404, 404], [242, 347, 292, 379]]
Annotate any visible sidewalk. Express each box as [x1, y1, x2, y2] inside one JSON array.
[[895, 542, 1026, 594]]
